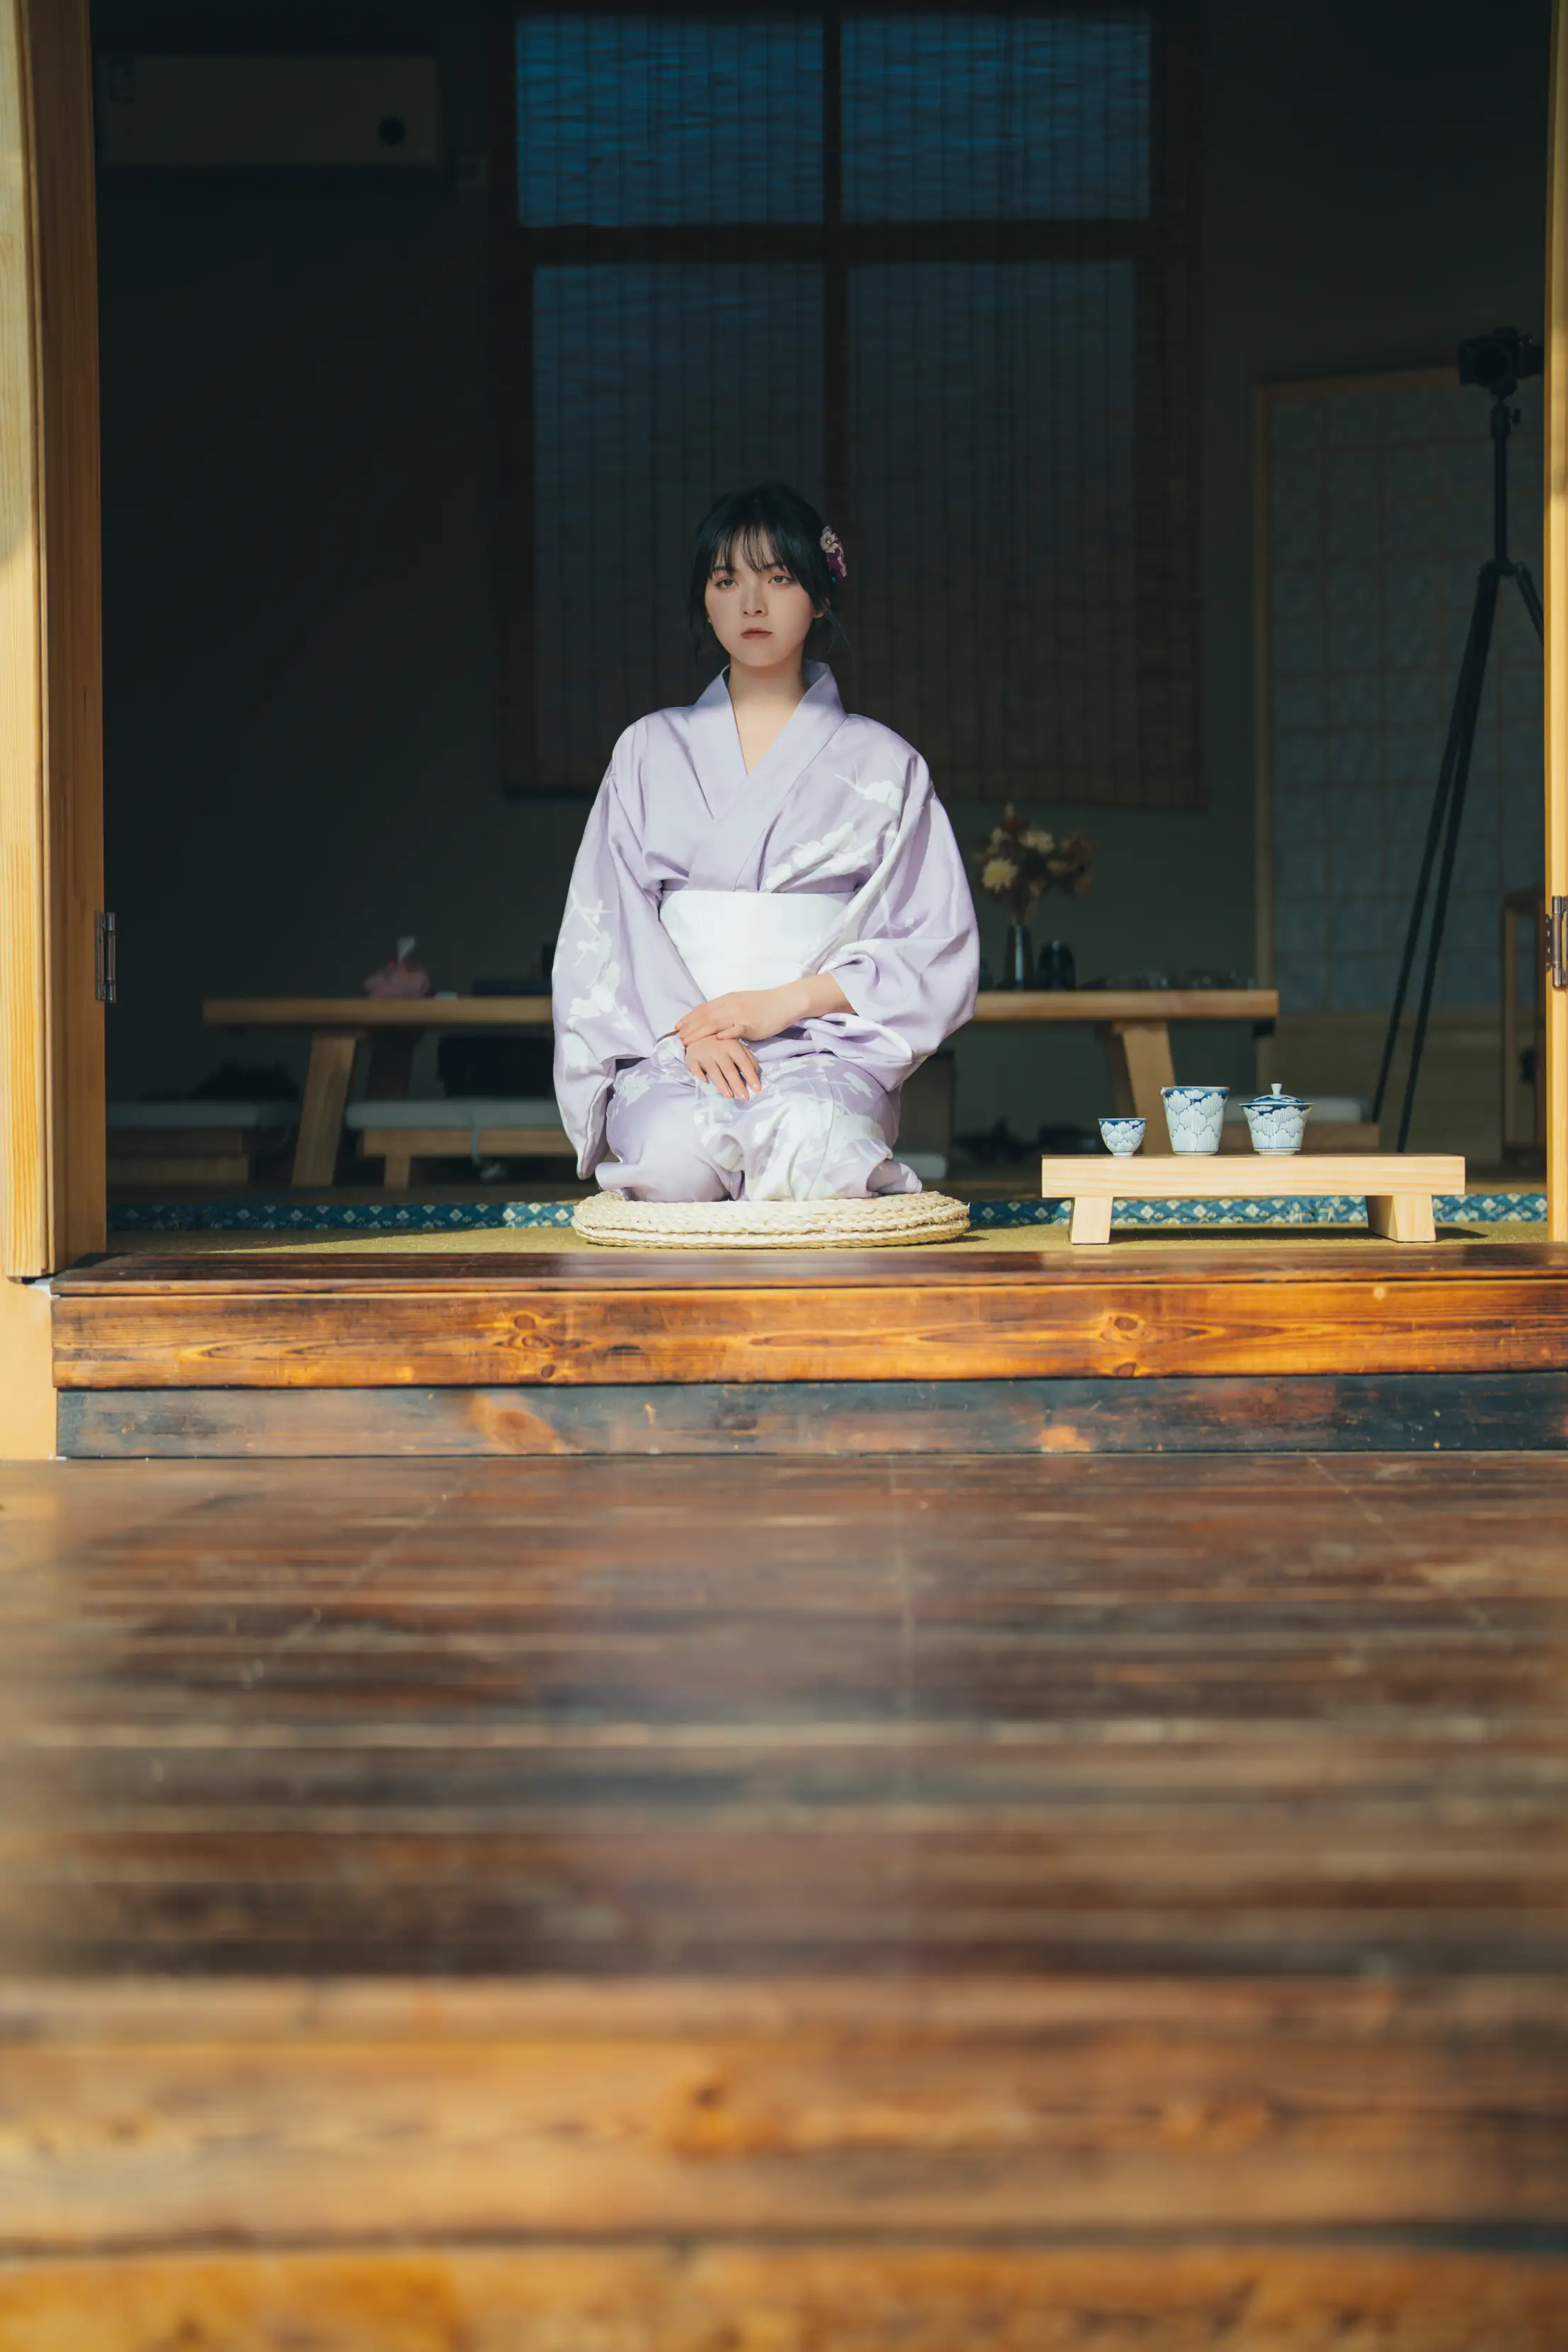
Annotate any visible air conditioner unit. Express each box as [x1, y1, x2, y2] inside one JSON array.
[[96, 55, 442, 172]]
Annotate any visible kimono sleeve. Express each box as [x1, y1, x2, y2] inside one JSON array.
[[810, 754, 980, 1089], [551, 726, 703, 1176]]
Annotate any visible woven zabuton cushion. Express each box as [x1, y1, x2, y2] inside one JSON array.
[[572, 1190, 970, 1249]]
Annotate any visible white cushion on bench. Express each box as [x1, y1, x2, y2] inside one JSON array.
[[108, 1100, 294, 1130], [343, 1098, 561, 1130]]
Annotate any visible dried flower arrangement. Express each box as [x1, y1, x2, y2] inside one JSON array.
[[973, 806, 1094, 923]]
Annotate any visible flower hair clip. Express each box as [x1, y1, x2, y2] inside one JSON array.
[[819, 525, 848, 584]]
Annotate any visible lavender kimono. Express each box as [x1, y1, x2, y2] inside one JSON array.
[[553, 665, 979, 1200]]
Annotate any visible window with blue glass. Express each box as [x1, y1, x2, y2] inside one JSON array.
[[517, 17, 824, 224], [841, 15, 1151, 222], [499, 7, 1195, 803]]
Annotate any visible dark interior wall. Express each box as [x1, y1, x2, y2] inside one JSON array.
[[95, 0, 1553, 1132]]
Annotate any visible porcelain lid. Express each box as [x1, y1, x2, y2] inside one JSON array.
[[1244, 1081, 1309, 1112]]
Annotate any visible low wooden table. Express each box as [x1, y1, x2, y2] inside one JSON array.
[[204, 989, 1279, 1188], [1042, 1152, 1467, 1246]]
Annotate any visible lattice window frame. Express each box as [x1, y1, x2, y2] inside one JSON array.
[[490, 0, 1198, 805]]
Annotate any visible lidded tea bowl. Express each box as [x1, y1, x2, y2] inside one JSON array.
[[1242, 1080, 1310, 1155]]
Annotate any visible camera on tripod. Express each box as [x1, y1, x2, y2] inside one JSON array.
[[1375, 325, 1545, 1146], [1456, 326, 1543, 398]]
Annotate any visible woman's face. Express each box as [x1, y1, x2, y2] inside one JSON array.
[[704, 539, 822, 674]]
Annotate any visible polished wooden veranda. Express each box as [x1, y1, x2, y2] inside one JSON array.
[[50, 1233, 1568, 1457], [1, 1451, 1565, 2345]]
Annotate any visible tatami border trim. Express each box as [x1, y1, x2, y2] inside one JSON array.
[[105, 1191, 1548, 1234]]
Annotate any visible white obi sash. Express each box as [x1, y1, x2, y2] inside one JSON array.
[[660, 889, 849, 1001]]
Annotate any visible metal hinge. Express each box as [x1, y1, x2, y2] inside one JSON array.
[[1549, 895, 1568, 991], [94, 911, 117, 1004]]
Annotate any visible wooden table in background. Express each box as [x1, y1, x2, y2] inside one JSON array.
[[205, 989, 1280, 1186], [205, 996, 559, 1187], [967, 989, 1278, 1154]]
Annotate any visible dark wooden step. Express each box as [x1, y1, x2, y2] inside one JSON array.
[[57, 1370, 1568, 1455]]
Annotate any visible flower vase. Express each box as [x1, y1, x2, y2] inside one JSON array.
[[1001, 922, 1034, 989]]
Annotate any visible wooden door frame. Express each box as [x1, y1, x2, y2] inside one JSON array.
[[1545, 0, 1568, 1240], [0, 0, 104, 1293]]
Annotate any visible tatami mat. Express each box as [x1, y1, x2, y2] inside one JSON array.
[[92, 1215, 1545, 1259]]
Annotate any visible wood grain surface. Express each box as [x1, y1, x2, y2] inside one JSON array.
[[54, 1370, 1568, 1455], [3, 2244, 1562, 2351], [205, 989, 1280, 1029], [50, 1240, 1568, 1387], [29, 0, 105, 1274], [5, 1976, 1564, 2242], [67, 1239, 1568, 1289], [0, 0, 104, 1280], [0, 0, 50, 1280], [2, 1453, 1566, 1988], [1, 1450, 1565, 2326], [1041, 1152, 1465, 1195], [1545, 0, 1568, 1241]]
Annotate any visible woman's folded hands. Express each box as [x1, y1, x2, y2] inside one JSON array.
[[674, 976, 853, 1101], [675, 973, 851, 1047]]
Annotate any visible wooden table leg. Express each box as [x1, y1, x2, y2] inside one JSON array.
[[1098, 1021, 1177, 1154], [292, 1030, 361, 1188], [1068, 1193, 1114, 1244], [1365, 1191, 1436, 1242]]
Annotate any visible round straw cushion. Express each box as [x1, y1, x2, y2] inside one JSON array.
[[572, 1190, 970, 1248]]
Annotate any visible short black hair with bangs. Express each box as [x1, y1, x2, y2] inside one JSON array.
[[687, 479, 847, 660]]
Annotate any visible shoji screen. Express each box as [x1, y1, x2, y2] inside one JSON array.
[[498, 6, 1195, 804], [1261, 369, 1545, 1014]]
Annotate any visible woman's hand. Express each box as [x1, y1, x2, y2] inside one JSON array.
[[676, 986, 793, 1045], [676, 973, 851, 1047], [684, 1036, 762, 1100]]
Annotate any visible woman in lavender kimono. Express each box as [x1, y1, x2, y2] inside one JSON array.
[[553, 482, 979, 1201]]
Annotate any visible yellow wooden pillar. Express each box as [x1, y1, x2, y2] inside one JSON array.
[[0, 0, 103, 1453], [1547, 0, 1568, 1239]]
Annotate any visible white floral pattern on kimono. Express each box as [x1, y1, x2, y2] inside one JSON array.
[[552, 664, 979, 1200]]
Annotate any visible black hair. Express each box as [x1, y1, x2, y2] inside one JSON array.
[[687, 479, 847, 661]]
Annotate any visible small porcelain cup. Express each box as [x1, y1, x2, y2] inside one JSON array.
[[1098, 1116, 1145, 1156], [1243, 1080, 1309, 1154], [1161, 1084, 1229, 1154]]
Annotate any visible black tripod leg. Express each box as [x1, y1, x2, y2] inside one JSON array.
[[1396, 564, 1501, 1149], [1515, 561, 1545, 642], [1373, 566, 1492, 1122]]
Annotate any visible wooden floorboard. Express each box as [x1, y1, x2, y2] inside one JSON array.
[[57, 1370, 1568, 1455], [49, 1239, 1568, 1387], [3, 2244, 1565, 2351], [3, 1452, 1565, 2334], [3, 1453, 1566, 1981], [57, 1241, 1568, 1289]]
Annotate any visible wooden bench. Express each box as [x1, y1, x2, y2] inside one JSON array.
[[1042, 1152, 1467, 1245], [345, 1098, 572, 1189], [107, 1101, 295, 1188]]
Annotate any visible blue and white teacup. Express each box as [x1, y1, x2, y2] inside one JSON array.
[[1098, 1116, 1145, 1156], [1161, 1084, 1229, 1154], [1243, 1081, 1310, 1154]]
